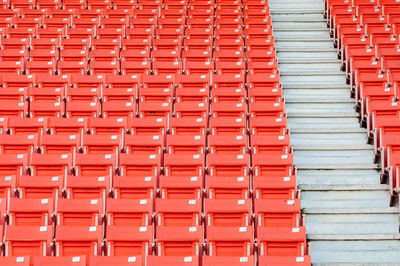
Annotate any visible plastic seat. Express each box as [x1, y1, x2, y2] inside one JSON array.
[[65, 101, 101, 118], [257, 227, 307, 257], [207, 226, 254, 256], [0, 257, 30, 266], [29, 86, 65, 103], [48, 118, 88, 135], [0, 101, 27, 117], [5, 225, 53, 256], [29, 101, 64, 118], [0, 134, 37, 154], [25, 60, 56, 75], [89, 117, 127, 135], [250, 117, 288, 136], [18, 175, 63, 199], [202, 256, 255, 266], [156, 226, 203, 256], [0, 175, 16, 199], [258, 255, 311, 266], [208, 135, 248, 155], [211, 102, 247, 118], [156, 199, 202, 227], [113, 176, 157, 199], [40, 134, 79, 154], [147, 256, 199, 266], [166, 135, 206, 154], [119, 154, 161, 177], [159, 175, 203, 199], [8, 198, 54, 226], [120, 60, 151, 75], [33, 256, 87, 266], [252, 153, 293, 177], [138, 101, 172, 118], [70, 74, 105, 90], [57, 198, 104, 226], [205, 199, 251, 227], [106, 225, 153, 256], [102, 86, 136, 104], [74, 153, 116, 177], [106, 198, 152, 226], [82, 134, 121, 154], [164, 154, 205, 176], [253, 175, 297, 201], [89, 60, 120, 75], [170, 117, 207, 135], [7, 117, 47, 135], [55, 226, 103, 256], [0, 154, 28, 177], [254, 199, 301, 229], [129, 117, 167, 135], [212, 87, 246, 103], [124, 134, 164, 154], [139, 85, 173, 103], [89, 256, 143, 266], [248, 85, 282, 103], [208, 154, 250, 177], [30, 153, 72, 176], [59, 38, 90, 51], [65, 175, 111, 199], [206, 176, 250, 200], [174, 102, 209, 118]]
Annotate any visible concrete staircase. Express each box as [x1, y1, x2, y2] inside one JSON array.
[[268, 0, 400, 264]]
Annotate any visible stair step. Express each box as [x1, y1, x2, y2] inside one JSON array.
[[296, 164, 380, 170]]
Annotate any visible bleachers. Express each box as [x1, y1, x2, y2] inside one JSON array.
[[326, 0, 400, 204], [0, 0, 310, 265]]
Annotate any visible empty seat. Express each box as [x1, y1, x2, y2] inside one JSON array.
[[106, 226, 153, 256], [156, 226, 203, 256], [254, 199, 301, 229], [65, 175, 111, 199], [207, 226, 254, 257], [253, 175, 297, 201], [257, 227, 307, 257], [113, 176, 157, 199], [124, 135, 164, 154], [0, 154, 28, 177], [0, 175, 16, 199], [159, 175, 203, 199], [106, 198, 152, 226], [39, 134, 80, 154], [208, 135, 248, 155], [30, 153, 72, 176], [6, 117, 48, 135], [5, 225, 53, 256], [208, 154, 250, 176], [48, 118, 88, 135], [89, 117, 128, 135], [81, 134, 122, 154], [8, 198, 55, 226], [0, 256, 31, 266], [89, 256, 143, 266], [164, 154, 205, 176], [33, 256, 87, 266], [57, 198, 104, 226], [156, 199, 202, 227], [55, 226, 103, 256], [258, 255, 311, 266], [129, 117, 168, 135], [74, 153, 116, 177], [0, 134, 37, 154], [166, 135, 206, 154], [170, 117, 207, 135], [206, 176, 250, 200], [147, 256, 199, 266], [205, 199, 251, 227], [202, 256, 255, 266], [119, 154, 161, 177], [18, 175, 63, 199]]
